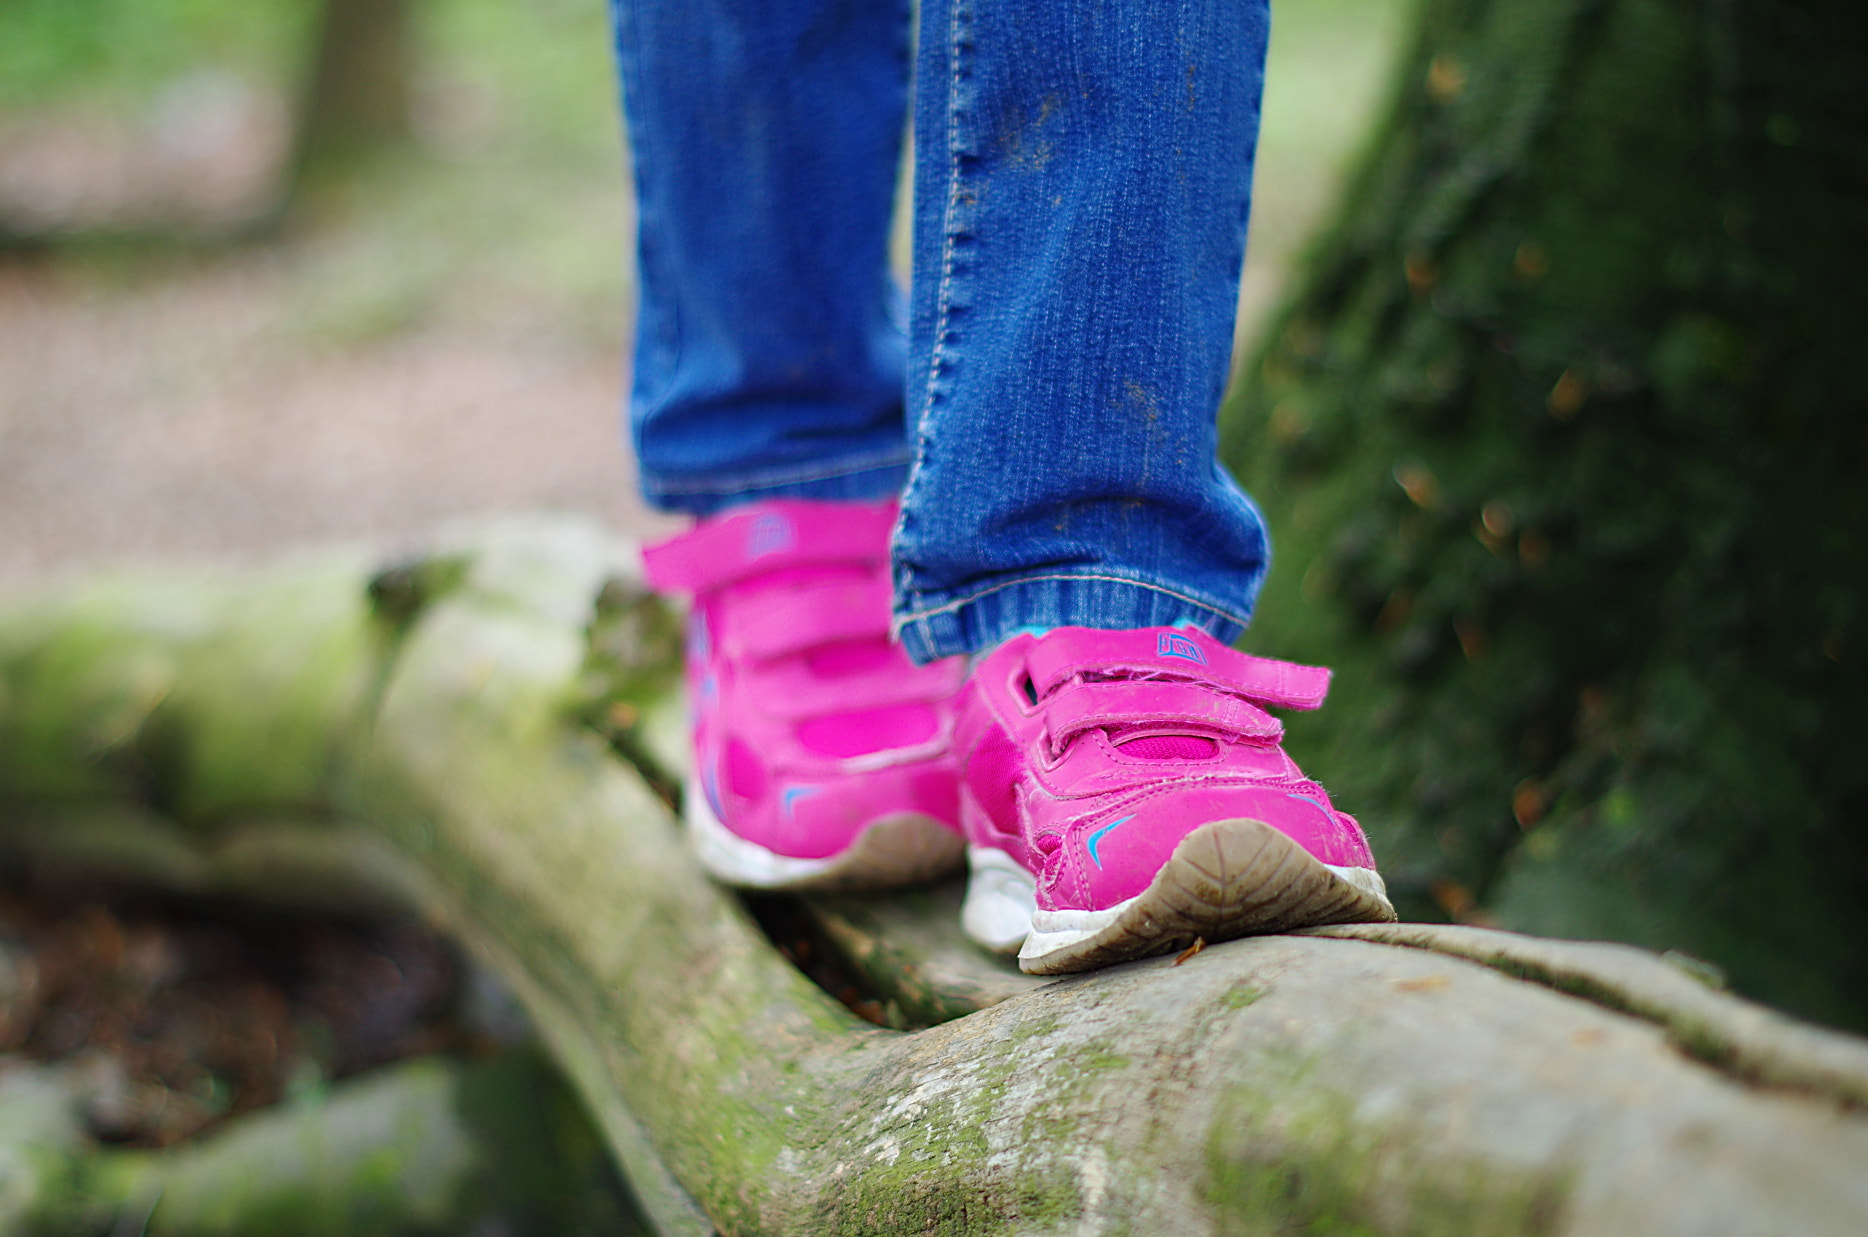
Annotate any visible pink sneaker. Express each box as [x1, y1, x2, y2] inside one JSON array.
[[954, 626, 1395, 973], [642, 499, 966, 890]]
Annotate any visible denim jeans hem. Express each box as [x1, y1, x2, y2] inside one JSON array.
[[892, 571, 1250, 663], [639, 449, 912, 517]]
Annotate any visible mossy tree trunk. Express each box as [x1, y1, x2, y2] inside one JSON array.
[[1221, 0, 1868, 1030]]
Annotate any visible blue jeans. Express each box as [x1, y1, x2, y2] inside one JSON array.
[[612, 0, 1273, 663]]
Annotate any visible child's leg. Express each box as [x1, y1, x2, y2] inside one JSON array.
[[901, 0, 1395, 971], [616, 0, 965, 892], [896, 0, 1274, 658], [611, 0, 913, 515]]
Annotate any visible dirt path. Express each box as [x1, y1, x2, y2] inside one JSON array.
[[0, 247, 679, 592]]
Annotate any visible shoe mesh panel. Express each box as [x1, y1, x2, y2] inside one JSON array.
[[1116, 734, 1218, 760]]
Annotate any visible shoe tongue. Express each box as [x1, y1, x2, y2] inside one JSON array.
[[1115, 733, 1216, 760]]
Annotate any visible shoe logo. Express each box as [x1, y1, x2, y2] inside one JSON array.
[[1286, 792, 1332, 821], [1085, 814, 1135, 869], [1157, 632, 1206, 664], [781, 785, 821, 820], [746, 512, 794, 559]]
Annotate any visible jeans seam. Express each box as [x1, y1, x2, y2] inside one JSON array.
[[893, 0, 971, 575], [925, 0, 967, 431], [896, 571, 1254, 633]]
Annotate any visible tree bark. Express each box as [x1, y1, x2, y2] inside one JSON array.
[[288, 0, 417, 199], [2, 517, 1867, 1235], [1219, 0, 1868, 1031]]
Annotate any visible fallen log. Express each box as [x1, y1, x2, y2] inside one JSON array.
[[0, 1051, 637, 1236], [2, 516, 1866, 1236]]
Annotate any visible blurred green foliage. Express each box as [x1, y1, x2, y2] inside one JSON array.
[[0, 0, 620, 161], [0, 0, 1417, 356], [0, 0, 631, 347], [0, 0, 315, 109]]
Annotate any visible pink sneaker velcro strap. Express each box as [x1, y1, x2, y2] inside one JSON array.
[[756, 657, 962, 717], [641, 500, 896, 595], [1043, 680, 1283, 750], [717, 577, 894, 661], [1026, 627, 1331, 711]]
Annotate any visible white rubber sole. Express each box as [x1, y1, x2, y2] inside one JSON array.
[[686, 784, 964, 893], [960, 846, 1039, 953], [962, 818, 1396, 975]]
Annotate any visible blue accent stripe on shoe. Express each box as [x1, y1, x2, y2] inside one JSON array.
[[781, 785, 821, 820], [1286, 792, 1331, 820], [1086, 814, 1136, 868]]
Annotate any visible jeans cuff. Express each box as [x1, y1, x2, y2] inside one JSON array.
[[891, 571, 1250, 664], [638, 452, 911, 517]]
